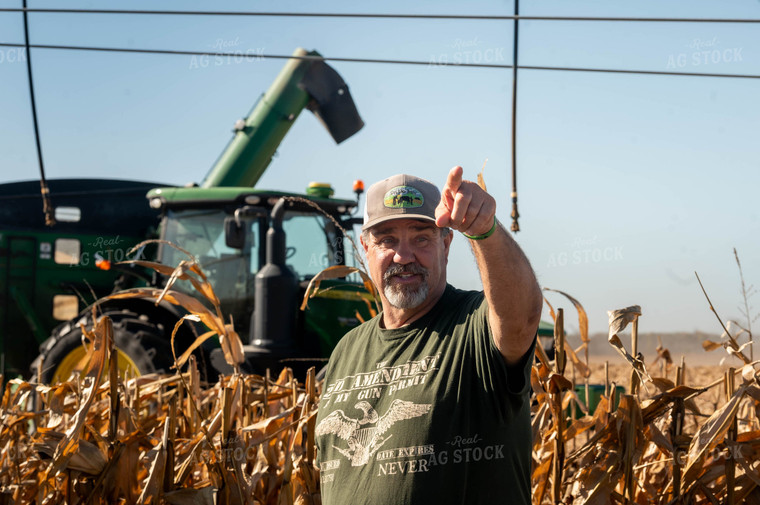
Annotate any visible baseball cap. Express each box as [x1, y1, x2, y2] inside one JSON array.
[[362, 174, 441, 231]]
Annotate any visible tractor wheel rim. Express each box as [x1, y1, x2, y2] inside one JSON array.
[[52, 346, 141, 383]]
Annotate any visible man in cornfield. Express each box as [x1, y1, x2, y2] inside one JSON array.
[[315, 166, 542, 504]]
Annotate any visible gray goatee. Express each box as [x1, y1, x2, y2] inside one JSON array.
[[383, 263, 430, 309]]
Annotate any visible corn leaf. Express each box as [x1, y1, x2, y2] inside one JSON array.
[[682, 382, 748, 489], [300, 265, 379, 311], [544, 288, 589, 343]]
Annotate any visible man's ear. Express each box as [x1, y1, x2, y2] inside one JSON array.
[[360, 233, 369, 254]]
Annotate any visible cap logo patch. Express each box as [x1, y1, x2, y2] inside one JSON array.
[[383, 186, 424, 209]]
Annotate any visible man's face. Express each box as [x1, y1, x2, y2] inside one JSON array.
[[361, 219, 452, 310]]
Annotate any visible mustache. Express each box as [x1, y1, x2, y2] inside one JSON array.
[[383, 263, 428, 282]]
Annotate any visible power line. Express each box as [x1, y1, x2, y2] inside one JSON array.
[[0, 42, 758, 79], [520, 64, 760, 80], [1, 8, 759, 23], [510, 0, 520, 232], [0, 42, 508, 69], [20, 0, 54, 226]]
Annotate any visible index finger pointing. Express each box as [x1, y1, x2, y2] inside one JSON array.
[[444, 166, 464, 194]]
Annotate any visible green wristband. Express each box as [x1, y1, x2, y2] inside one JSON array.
[[462, 217, 497, 240]]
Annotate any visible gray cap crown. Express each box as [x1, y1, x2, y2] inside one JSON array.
[[362, 174, 440, 231]]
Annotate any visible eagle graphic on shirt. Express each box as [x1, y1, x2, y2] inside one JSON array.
[[317, 399, 432, 466]]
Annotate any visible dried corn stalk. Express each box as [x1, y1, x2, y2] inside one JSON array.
[[4, 268, 760, 504], [1, 358, 322, 503]]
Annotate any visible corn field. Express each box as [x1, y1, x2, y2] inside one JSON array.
[[1, 251, 758, 504], [1, 248, 325, 505], [1, 308, 757, 504], [531, 290, 760, 505], [0, 334, 321, 504]]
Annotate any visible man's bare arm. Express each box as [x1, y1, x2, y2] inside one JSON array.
[[435, 166, 542, 365]]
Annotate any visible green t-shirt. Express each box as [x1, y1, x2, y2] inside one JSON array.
[[315, 284, 535, 505]]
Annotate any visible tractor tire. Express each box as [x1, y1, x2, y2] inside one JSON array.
[[37, 310, 178, 385]]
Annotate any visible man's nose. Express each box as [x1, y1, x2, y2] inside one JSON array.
[[392, 240, 415, 265]]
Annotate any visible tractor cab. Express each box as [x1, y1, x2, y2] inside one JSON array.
[[147, 183, 372, 375]]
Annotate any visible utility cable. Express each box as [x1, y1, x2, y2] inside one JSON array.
[[5, 5, 758, 233], [20, 0, 55, 226], [1, 8, 759, 23], [0, 42, 508, 69], [0, 42, 758, 79], [510, 0, 520, 232]]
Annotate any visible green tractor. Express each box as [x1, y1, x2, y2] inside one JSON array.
[[0, 179, 164, 380], [0, 48, 372, 383]]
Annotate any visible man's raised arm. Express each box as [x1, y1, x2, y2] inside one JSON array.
[[435, 166, 542, 365]]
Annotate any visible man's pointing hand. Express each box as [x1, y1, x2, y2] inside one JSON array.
[[435, 166, 497, 237]]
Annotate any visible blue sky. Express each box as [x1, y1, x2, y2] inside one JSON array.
[[1, 0, 759, 340]]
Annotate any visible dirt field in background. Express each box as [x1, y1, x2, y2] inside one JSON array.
[[581, 359, 747, 431], [586, 360, 729, 388]]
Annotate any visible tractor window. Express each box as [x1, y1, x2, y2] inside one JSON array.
[[53, 294, 79, 320], [54, 206, 81, 223], [282, 211, 342, 280], [160, 209, 258, 311], [341, 232, 363, 270], [54, 238, 81, 265]]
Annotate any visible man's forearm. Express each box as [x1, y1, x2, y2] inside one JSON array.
[[434, 166, 542, 363], [470, 220, 542, 364]]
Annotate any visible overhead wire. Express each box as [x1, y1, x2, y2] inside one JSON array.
[[20, 0, 54, 226], [0, 42, 757, 79], [0, 42, 508, 69], [0, 8, 759, 23], [4, 5, 758, 231], [510, 0, 520, 232]]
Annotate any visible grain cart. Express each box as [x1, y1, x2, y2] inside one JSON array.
[[2, 48, 371, 382]]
